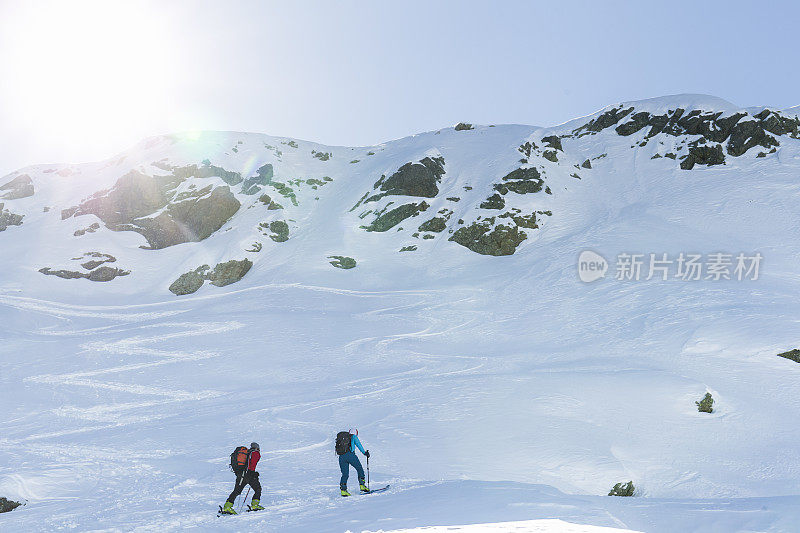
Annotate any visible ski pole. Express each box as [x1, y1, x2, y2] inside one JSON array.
[[240, 486, 250, 512], [367, 456, 370, 490]]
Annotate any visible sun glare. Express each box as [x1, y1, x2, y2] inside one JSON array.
[[2, 1, 177, 160]]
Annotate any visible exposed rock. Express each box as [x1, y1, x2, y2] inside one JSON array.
[[258, 194, 283, 210], [581, 159, 592, 169], [778, 348, 800, 363], [499, 210, 542, 229], [0, 174, 34, 200], [329, 255, 357, 269], [573, 106, 634, 136], [64, 168, 242, 249], [169, 266, 208, 295], [399, 245, 417, 252], [208, 259, 252, 287], [74, 222, 100, 237], [81, 254, 116, 270], [267, 220, 289, 242], [607, 107, 794, 159], [541, 135, 563, 151], [418, 216, 447, 233], [39, 268, 85, 279], [479, 193, 505, 210], [312, 150, 332, 161], [493, 167, 545, 195], [86, 266, 130, 282], [241, 164, 273, 195], [0, 497, 21, 513], [0, 203, 24, 231], [362, 202, 429, 232], [608, 481, 635, 497], [696, 392, 714, 413], [39, 265, 129, 282], [446, 197, 460, 202], [680, 144, 725, 170], [449, 220, 527, 256], [542, 150, 559, 163], [454, 123, 474, 131], [170, 163, 243, 186], [270, 181, 298, 206], [137, 186, 240, 249], [369, 156, 446, 202]]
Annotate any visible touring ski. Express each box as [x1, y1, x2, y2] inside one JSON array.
[[363, 484, 390, 494]]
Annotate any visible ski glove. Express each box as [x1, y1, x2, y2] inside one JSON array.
[[365, 450, 370, 458]]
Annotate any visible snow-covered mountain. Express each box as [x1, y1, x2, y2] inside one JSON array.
[[2, 94, 800, 532]]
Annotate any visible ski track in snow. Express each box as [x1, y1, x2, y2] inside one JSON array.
[[21, 321, 240, 438], [3, 279, 800, 531]]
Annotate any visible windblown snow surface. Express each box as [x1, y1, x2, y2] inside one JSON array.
[[2, 95, 800, 532]]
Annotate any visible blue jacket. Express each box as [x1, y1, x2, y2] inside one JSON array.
[[350, 434, 366, 454]]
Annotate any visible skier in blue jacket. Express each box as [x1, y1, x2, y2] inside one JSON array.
[[336, 429, 370, 496]]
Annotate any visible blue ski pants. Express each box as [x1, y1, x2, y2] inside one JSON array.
[[339, 451, 365, 489]]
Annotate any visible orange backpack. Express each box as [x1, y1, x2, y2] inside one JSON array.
[[230, 446, 249, 472]]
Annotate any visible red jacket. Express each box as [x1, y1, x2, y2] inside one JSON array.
[[248, 450, 260, 471]]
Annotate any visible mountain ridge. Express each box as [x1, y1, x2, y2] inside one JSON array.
[[1, 93, 798, 302]]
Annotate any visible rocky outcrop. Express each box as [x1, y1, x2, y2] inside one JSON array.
[[574, 106, 634, 136], [258, 194, 283, 210], [65, 169, 241, 249], [241, 164, 273, 195], [680, 144, 726, 170], [259, 220, 289, 242], [362, 202, 430, 232], [418, 216, 447, 233], [778, 348, 800, 363], [168, 266, 208, 295], [574, 105, 800, 167], [493, 168, 545, 195], [355, 156, 446, 209], [454, 123, 474, 131], [0, 497, 21, 513], [329, 256, 356, 269], [0, 203, 24, 231], [208, 259, 253, 287], [696, 392, 714, 413], [480, 193, 506, 210], [0, 174, 34, 200], [449, 219, 527, 256], [40, 266, 129, 282], [169, 259, 252, 295], [74, 222, 100, 236], [136, 187, 240, 249], [608, 481, 635, 497], [39, 253, 129, 282]]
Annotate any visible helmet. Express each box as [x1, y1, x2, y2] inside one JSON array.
[[250, 442, 260, 451], [349, 428, 358, 436]]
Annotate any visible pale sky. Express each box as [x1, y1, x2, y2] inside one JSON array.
[[1, 0, 798, 176]]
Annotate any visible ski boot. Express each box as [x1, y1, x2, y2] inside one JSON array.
[[340, 488, 351, 497], [250, 499, 265, 511], [220, 501, 237, 515], [360, 483, 370, 493]]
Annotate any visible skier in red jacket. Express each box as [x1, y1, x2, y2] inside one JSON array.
[[221, 442, 264, 514]]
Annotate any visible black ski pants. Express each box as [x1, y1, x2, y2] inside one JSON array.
[[227, 470, 261, 503]]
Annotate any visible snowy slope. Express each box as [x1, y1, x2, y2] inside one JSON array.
[[2, 94, 800, 532]]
